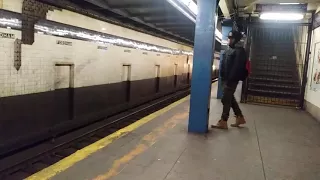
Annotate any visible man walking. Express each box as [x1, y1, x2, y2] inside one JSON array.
[[212, 30, 247, 129]]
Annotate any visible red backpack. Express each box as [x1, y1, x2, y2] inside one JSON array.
[[246, 59, 251, 75]]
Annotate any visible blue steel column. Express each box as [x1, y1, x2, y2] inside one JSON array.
[[188, 0, 217, 133], [217, 25, 232, 99]]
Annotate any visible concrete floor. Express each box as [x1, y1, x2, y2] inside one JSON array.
[[51, 83, 320, 180]]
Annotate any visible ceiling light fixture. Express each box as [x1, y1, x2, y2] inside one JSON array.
[[167, 0, 223, 43], [166, 0, 196, 22], [260, 12, 304, 21], [179, 0, 198, 15], [279, 3, 300, 5]]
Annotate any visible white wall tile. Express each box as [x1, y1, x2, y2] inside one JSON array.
[[306, 27, 320, 108], [0, 1, 194, 98], [2, 0, 22, 13]]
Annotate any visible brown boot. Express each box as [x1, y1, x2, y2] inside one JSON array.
[[231, 116, 246, 127], [211, 120, 228, 129]]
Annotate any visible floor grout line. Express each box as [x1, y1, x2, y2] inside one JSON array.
[[162, 147, 187, 180], [253, 118, 267, 180]]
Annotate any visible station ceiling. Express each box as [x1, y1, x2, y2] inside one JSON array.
[[40, 0, 319, 45], [45, 0, 191, 45], [84, 0, 197, 43]]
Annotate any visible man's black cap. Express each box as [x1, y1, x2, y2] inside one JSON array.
[[228, 30, 242, 42]]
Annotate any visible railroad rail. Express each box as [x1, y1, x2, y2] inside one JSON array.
[[0, 79, 217, 180]]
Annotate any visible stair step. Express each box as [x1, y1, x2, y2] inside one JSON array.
[[249, 77, 300, 84], [252, 56, 295, 59], [248, 83, 300, 90], [253, 65, 296, 68], [253, 65, 297, 70], [248, 88, 300, 96], [250, 73, 296, 78], [253, 62, 297, 66], [246, 95, 299, 107], [252, 68, 294, 73]]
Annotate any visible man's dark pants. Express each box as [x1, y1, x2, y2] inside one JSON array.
[[221, 81, 243, 121]]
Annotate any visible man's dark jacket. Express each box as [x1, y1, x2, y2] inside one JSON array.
[[220, 43, 247, 84]]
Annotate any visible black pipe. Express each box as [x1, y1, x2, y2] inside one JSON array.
[[241, 14, 251, 103], [299, 11, 315, 109]]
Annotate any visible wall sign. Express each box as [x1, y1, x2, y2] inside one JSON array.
[[256, 4, 308, 12], [56, 40, 72, 46], [14, 39, 22, 71], [0, 32, 15, 39], [97, 46, 108, 50]]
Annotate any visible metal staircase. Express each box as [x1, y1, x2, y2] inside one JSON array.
[[245, 26, 303, 107]]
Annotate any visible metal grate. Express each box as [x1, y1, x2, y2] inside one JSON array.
[[244, 25, 308, 107]]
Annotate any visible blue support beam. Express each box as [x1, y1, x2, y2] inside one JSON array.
[[188, 0, 217, 133], [217, 25, 232, 99]]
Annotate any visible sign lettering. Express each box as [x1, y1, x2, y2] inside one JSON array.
[[97, 46, 108, 50], [56, 40, 72, 46], [0, 32, 15, 39]]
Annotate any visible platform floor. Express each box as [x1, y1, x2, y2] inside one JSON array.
[[30, 83, 320, 180]]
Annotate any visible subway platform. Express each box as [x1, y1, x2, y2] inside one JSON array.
[[27, 83, 320, 180]]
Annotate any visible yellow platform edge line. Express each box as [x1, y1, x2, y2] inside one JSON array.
[[26, 96, 189, 180]]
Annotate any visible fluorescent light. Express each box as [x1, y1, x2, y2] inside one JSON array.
[[222, 40, 228, 45], [260, 12, 304, 21], [279, 3, 300, 5], [215, 29, 222, 40], [166, 0, 222, 42], [166, 0, 196, 22], [179, 0, 198, 15]]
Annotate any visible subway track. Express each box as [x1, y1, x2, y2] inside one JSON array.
[[0, 79, 217, 180], [0, 88, 190, 180]]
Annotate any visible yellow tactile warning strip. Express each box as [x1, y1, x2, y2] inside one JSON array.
[[247, 95, 299, 106], [26, 96, 189, 180], [93, 108, 189, 180]]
